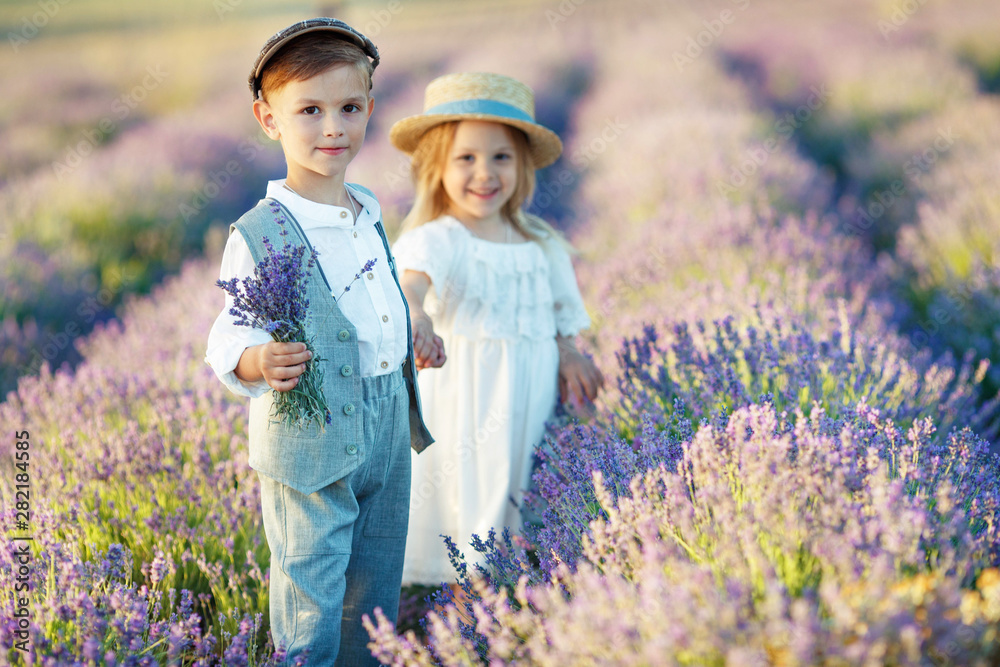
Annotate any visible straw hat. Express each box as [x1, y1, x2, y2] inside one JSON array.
[[389, 72, 563, 168]]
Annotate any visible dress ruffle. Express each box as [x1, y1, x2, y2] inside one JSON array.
[[455, 239, 555, 340], [394, 217, 588, 341]]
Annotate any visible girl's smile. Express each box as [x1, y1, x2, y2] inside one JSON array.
[[441, 121, 518, 229]]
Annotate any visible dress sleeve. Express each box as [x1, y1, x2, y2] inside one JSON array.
[[392, 222, 455, 295], [540, 237, 591, 337]]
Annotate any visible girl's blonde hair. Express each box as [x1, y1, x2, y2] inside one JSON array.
[[399, 121, 573, 251]]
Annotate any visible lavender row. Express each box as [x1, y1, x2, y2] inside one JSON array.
[[4, 1, 1000, 663], [715, 2, 1000, 398], [0, 259, 283, 663], [369, 1, 1000, 663], [371, 403, 1000, 665], [0, 508, 286, 666]]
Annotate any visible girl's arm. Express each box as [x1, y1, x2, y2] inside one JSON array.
[[557, 335, 604, 404], [400, 269, 446, 370], [538, 236, 600, 403]]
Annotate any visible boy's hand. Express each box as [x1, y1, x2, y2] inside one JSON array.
[[557, 338, 604, 405], [237, 341, 312, 392], [261, 341, 313, 392]]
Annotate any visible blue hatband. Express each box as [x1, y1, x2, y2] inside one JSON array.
[[421, 99, 535, 124]]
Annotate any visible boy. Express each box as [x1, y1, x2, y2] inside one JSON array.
[[205, 18, 439, 665]]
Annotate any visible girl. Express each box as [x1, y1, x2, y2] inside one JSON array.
[[389, 72, 604, 585]]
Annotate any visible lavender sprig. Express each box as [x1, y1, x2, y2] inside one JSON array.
[[336, 257, 378, 301], [217, 211, 331, 430]]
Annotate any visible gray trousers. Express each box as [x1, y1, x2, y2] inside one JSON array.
[[259, 368, 411, 665]]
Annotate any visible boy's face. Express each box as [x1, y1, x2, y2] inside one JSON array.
[[253, 64, 373, 197]]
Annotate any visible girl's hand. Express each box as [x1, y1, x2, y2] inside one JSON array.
[[400, 269, 445, 370], [557, 337, 604, 405], [417, 334, 447, 370], [411, 311, 438, 364]]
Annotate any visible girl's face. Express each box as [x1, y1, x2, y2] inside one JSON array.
[[441, 121, 518, 227]]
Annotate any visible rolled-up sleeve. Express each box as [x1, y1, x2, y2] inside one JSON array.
[[205, 230, 273, 398]]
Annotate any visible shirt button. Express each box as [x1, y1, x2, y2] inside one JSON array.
[[353, 231, 358, 238], [367, 272, 374, 280], [382, 314, 389, 322], [340, 211, 348, 218], [346, 444, 358, 455], [338, 330, 350, 341], [340, 364, 353, 377], [380, 361, 389, 369], [343, 403, 355, 415]]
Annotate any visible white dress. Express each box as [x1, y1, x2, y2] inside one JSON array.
[[393, 215, 590, 584]]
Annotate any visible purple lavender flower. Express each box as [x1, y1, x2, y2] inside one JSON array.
[[216, 231, 328, 430], [336, 257, 378, 302]]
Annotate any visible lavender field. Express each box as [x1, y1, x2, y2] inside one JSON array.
[[4, 0, 1000, 664]]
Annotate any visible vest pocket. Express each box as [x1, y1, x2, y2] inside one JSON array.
[[249, 398, 363, 494]]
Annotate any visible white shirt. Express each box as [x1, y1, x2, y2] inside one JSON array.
[[205, 180, 409, 398]]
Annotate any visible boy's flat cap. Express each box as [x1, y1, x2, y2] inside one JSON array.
[[249, 17, 379, 100]]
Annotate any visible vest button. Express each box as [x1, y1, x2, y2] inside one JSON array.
[[367, 272, 374, 280], [343, 403, 355, 415], [381, 314, 389, 322], [341, 364, 353, 377], [338, 329, 350, 341], [346, 444, 358, 455], [380, 361, 389, 369]]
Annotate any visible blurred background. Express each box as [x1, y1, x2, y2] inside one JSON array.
[[6, 0, 1000, 658], [0, 0, 599, 394], [1, 0, 999, 398]]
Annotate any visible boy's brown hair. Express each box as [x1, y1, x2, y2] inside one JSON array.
[[259, 32, 374, 102]]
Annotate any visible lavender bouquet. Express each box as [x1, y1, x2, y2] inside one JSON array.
[[217, 205, 330, 430]]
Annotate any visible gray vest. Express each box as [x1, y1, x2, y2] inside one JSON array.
[[231, 185, 433, 495]]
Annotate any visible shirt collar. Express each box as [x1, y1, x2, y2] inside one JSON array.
[[265, 179, 380, 230]]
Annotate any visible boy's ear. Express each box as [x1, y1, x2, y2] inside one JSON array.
[[253, 99, 281, 140], [367, 96, 375, 121]]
